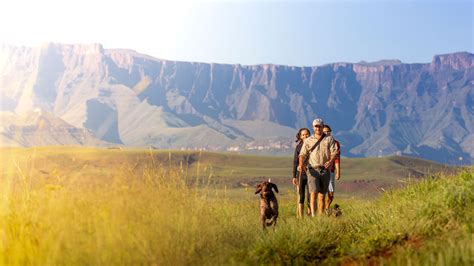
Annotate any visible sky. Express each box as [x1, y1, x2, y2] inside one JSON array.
[[0, 0, 472, 66]]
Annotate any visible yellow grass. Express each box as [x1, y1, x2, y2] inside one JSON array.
[[0, 147, 470, 265], [1, 147, 298, 265]]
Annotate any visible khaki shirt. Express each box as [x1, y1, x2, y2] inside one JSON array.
[[299, 134, 338, 167]]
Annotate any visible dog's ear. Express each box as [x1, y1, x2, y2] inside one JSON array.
[[271, 183, 279, 193], [255, 184, 262, 194]]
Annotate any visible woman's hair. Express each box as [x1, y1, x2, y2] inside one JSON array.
[[295, 128, 311, 142], [323, 125, 332, 132]]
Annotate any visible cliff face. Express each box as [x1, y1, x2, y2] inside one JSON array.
[[0, 44, 472, 164]]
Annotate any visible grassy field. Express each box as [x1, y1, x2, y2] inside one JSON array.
[[0, 147, 454, 196], [0, 147, 470, 265]]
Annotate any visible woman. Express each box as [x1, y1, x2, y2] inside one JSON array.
[[292, 127, 311, 218]]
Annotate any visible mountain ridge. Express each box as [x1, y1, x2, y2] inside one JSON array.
[[0, 43, 472, 164]]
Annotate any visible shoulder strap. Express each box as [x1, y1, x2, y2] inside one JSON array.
[[308, 134, 326, 154]]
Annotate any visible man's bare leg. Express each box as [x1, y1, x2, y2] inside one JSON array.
[[310, 192, 317, 217], [306, 188, 311, 215], [317, 193, 325, 215]]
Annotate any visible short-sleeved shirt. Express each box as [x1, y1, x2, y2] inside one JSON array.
[[299, 134, 338, 167]]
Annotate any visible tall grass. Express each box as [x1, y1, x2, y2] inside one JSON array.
[[0, 150, 265, 265], [0, 149, 472, 265], [247, 171, 473, 265]]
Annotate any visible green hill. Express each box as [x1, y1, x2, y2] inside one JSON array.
[[0, 147, 455, 197]]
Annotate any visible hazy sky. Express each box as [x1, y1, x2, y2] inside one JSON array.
[[0, 0, 472, 66]]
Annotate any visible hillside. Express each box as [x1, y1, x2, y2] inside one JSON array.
[[0, 146, 471, 265], [0, 147, 455, 196]]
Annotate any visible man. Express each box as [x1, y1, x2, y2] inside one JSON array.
[[322, 125, 341, 211], [298, 118, 338, 216]]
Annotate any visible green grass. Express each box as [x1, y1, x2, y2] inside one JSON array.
[[227, 171, 473, 265], [0, 147, 470, 265], [0, 147, 454, 196]]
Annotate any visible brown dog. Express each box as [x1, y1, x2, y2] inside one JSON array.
[[255, 180, 279, 229], [327, 204, 342, 217]]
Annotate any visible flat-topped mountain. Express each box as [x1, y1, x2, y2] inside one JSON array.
[[0, 43, 472, 164]]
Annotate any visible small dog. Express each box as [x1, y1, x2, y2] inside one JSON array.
[[255, 180, 279, 229], [327, 204, 342, 217]]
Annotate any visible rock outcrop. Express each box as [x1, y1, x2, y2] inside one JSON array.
[[0, 43, 472, 164]]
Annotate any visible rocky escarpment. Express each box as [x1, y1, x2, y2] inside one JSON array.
[[0, 43, 472, 164]]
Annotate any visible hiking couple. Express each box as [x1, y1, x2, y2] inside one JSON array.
[[292, 118, 340, 217]]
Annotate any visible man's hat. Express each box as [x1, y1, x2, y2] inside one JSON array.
[[312, 118, 324, 127]]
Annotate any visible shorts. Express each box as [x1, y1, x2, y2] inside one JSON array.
[[307, 166, 330, 194], [297, 172, 310, 204], [328, 172, 336, 192]]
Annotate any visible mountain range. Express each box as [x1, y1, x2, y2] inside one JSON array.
[[0, 43, 472, 164]]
